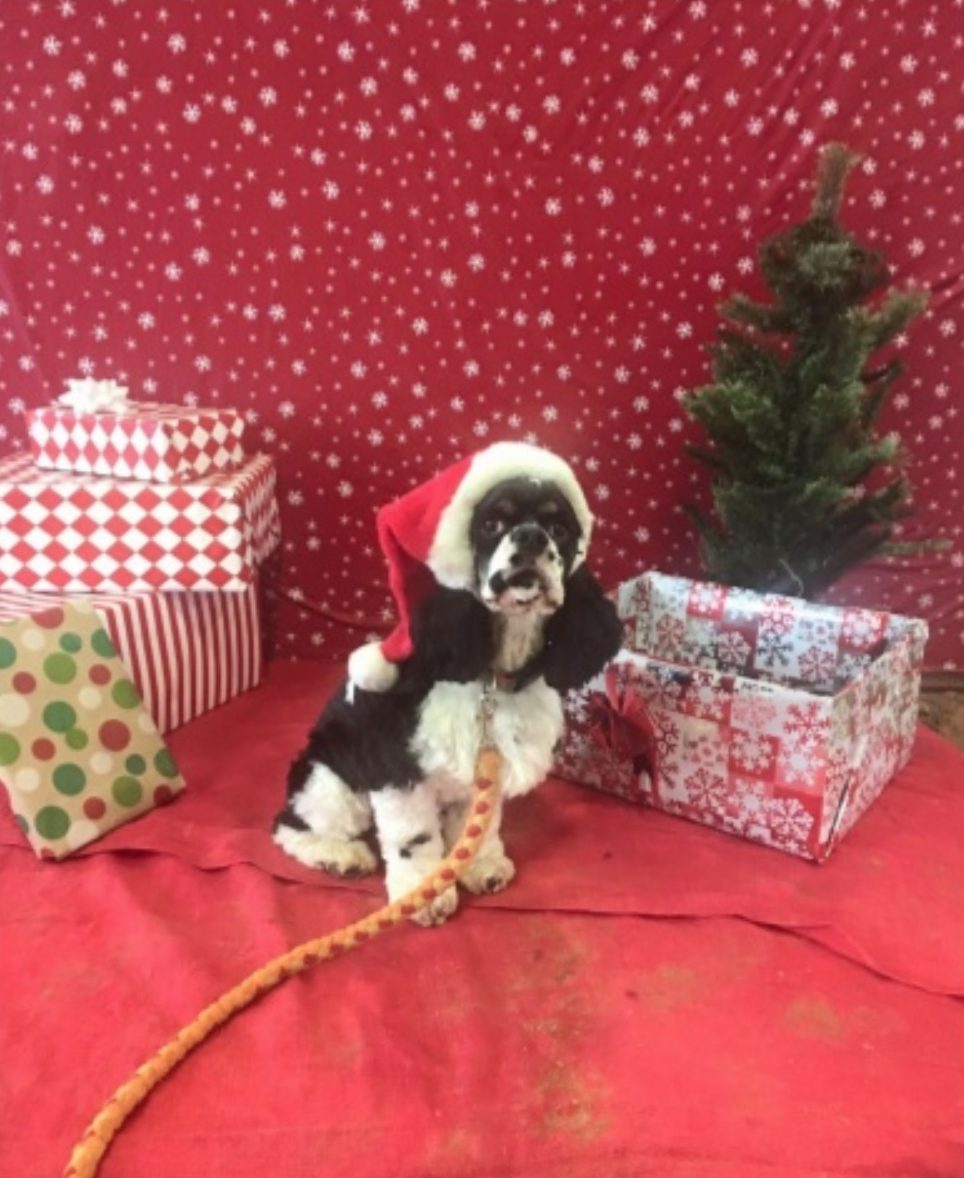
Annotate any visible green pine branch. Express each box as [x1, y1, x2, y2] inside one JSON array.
[[681, 142, 931, 599]]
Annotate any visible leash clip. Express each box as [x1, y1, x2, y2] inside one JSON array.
[[479, 676, 499, 750]]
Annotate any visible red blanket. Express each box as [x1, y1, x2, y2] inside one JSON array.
[[2, 661, 963, 1177]]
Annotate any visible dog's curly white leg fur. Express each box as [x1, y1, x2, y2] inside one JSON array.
[[442, 795, 516, 895], [272, 763, 376, 877], [371, 781, 459, 926]]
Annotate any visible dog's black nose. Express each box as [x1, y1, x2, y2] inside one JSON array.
[[511, 522, 549, 559]]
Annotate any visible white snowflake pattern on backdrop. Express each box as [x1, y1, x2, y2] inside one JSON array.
[[0, 0, 960, 664]]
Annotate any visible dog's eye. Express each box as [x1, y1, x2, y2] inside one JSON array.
[[548, 521, 569, 543], [480, 518, 505, 538]]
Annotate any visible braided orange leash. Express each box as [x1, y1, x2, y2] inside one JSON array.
[[63, 746, 503, 1178]]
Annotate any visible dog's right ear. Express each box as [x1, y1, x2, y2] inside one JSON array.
[[408, 587, 495, 685], [535, 565, 623, 694]]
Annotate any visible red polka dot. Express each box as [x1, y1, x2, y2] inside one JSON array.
[[88, 664, 112, 686], [32, 738, 56, 761], [98, 720, 131, 751], [153, 785, 174, 806], [33, 608, 65, 629], [83, 797, 107, 820], [12, 672, 36, 694]]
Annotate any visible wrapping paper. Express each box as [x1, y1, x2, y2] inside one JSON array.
[[0, 452, 280, 593], [555, 573, 928, 861], [26, 400, 246, 482], [0, 598, 184, 859], [0, 1, 960, 668], [0, 585, 263, 734]]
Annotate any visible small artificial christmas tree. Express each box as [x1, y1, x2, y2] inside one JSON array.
[[684, 143, 929, 598]]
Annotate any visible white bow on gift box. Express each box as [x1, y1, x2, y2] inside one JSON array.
[[58, 377, 130, 413]]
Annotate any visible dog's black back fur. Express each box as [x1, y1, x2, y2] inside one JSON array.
[[276, 571, 621, 828]]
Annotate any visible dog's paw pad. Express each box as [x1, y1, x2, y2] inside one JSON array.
[[334, 860, 374, 879], [274, 828, 376, 877], [300, 838, 376, 877], [411, 887, 459, 927], [460, 852, 516, 896], [326, 840, 378, 877]]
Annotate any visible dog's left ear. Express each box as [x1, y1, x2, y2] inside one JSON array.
[[531, 566, 623, 694]]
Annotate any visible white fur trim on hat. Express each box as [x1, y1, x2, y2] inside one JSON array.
[[427, 441, 594, 590], [347, 641, 400, 692]]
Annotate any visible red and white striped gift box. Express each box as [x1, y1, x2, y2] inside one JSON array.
[[26, 402, 246, 483], [0, 585, 263, 733], [0, 452, 280, 593]]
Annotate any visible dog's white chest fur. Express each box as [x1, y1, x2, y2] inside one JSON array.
[[410, 678, 563, 801], [411, 610, 563, 801]]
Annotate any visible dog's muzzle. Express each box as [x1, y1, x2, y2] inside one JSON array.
[[482, 525, 563, 615]]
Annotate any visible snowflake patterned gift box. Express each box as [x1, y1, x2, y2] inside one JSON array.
[[26, 400, 246, 484], [0, 584, 264, 734], [554, 573, 928, 862], [0, 598, 185, 860], [0, 452, 280, 593]]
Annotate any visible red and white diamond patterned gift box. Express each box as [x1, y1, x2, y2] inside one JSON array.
[[26, 402, 246, 483], [0, 452, 280, 593], [554, 572, 929, 862], [0, 585, 264, 734]]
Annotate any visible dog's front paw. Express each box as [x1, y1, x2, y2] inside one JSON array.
[[411, 886, 459, 927], [273, 829, 377, 877], [460, 850, 516, 896]]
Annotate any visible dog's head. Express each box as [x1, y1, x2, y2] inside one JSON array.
[[470, 476, 584, 617]]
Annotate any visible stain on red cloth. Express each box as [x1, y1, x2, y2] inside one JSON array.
[[1, 660, 963, 1176]]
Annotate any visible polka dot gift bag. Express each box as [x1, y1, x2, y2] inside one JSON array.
[[0, 598, 184, 859]]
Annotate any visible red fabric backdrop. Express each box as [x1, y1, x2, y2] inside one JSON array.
[[1, 0, 961, 667]]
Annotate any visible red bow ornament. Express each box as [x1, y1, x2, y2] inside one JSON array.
[[588, 664, 660, 780]]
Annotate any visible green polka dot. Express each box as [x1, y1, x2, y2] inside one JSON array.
[[112, 776, 143, 807], [44, 653, 77, 685], [43, 701, 77, 733], [0, 637, 15, 669], [53, 763, 86, 796], [59, 632, 83, 654], [0, 733, 20, 766], [154, 749, 179, 779], [111, 679, 140, 709], [65, 728, 89, 750], [90, 628, 116, 658], [14, 814, 28, 835], [125, 754, 147, 775], [35, 806, 70, 840]]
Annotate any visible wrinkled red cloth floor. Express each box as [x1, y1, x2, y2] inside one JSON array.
[[2, 660, 963, 1178]]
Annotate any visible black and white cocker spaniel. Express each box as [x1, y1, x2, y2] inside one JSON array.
[[274, 453, 622, 925]]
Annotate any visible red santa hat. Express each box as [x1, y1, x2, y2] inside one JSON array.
[[348, 441, 594, 692]]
